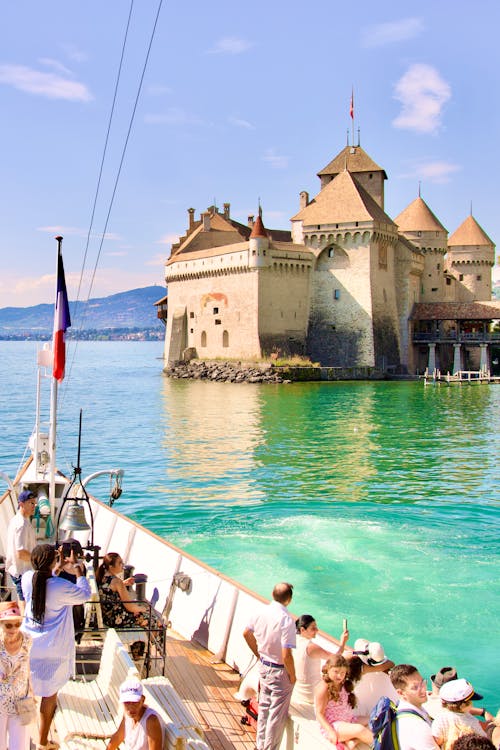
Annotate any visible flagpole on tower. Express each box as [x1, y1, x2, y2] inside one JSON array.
[[350, 87, 354, 149]]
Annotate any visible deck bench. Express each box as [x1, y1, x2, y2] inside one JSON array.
[[281, 702, 338, 750], [55, 628, 139, 744], [142, 676, 210, 750]]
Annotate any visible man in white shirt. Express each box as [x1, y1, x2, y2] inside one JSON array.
[[6, 489, 37, 603], [243, 582, 296, 750], [390, 663, 439, 750]]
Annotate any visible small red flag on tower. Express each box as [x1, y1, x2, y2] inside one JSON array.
[[350, 89, 354, 120]]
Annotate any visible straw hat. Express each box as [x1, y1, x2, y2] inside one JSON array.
[[0, 602, 23, 622]]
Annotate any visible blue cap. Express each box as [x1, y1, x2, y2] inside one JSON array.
[[18, 489, 37, 503]]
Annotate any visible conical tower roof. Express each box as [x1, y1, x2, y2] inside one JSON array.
[[291, 169, 394, 225], [318, 145, 387, 179], [448, 214, 494, 247], [395, 196, 447, 233], [250, 211, 268, 238]]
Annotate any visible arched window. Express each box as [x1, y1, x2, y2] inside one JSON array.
[[223, 330, 229, 347], [201, 331, 207, 347]]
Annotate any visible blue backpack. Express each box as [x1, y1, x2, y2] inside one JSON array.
[[369, 696, 423, 750]]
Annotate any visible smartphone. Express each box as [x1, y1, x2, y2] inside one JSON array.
[[343, 618, 348, 631]]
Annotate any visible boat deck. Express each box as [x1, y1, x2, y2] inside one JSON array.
[[164, 630, 255, 750], [49, 628, 256, 750]]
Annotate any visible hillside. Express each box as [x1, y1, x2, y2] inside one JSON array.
[[0, 286, 166, 339]]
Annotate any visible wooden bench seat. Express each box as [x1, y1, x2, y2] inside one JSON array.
[[56, 628, 139, 744], [280, 702, 334, 750], [142, 676, 210, 750]]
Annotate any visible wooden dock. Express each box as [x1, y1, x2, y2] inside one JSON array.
[[422, 369, 500, 385]]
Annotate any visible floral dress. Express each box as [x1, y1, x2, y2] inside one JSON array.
[[98, 574, 140, 628], [0, 631, 32, 716], [320, 686, 354, 750]]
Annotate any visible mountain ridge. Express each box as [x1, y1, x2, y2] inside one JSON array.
[[0, 285, 166, 335]]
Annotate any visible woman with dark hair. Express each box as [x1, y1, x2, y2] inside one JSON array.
[[96, 552, 149, 629], [292, 614, 349, 705], [21, 543, 90, 750]]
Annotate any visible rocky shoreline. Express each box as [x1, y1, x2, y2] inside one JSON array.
[[164, 360, 288, 383]]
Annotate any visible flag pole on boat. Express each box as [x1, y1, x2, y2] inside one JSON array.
[[49, 236, 71, 512]]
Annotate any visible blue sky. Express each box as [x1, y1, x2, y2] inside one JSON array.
[[1, 0, 499, 307]]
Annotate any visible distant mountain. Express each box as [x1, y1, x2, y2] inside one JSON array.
[[0, 286, 166, 336]]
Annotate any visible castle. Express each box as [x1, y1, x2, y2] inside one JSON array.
[[162, 141, 499, 375]]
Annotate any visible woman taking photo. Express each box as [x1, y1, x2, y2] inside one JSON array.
[[293, 614, 349, 705], [0, 601, 32, 750], [22, 543, 90, 750]]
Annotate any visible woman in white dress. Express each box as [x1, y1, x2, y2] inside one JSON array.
[[292, 614, 349, 706], [22, 544, 91, 750]]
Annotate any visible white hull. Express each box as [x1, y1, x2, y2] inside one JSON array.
[[0, 464, 337, 750]]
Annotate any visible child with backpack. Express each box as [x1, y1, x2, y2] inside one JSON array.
[[315, 654, 373, 749]]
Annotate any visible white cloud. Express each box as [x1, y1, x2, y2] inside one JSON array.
[[228, 116, 255, 130], [0, 64, 92, 101], [38, 58, 74, 76], [417, 161, 460, 184], [397, 159, 461, 184], [393, 64, 451, 134], [0, 267, 165, 307], [362, 17, 424, 47], [156, 233, 180, 246], [144, 107, 205, 126], [263, 148, 289, 169], [207, 37, 253, 55]]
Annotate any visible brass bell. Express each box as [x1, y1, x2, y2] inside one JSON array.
[[59, 499, 90, 532]]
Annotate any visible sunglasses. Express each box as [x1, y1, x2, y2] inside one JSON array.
[[2, 622, 22, 629]]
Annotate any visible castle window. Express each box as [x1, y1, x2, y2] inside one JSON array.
[[328, 248, 334, 258], [223, 330, 229, 347], [201, 331, 207, 347], [213, 307, 219, 314], [334, 289, 340, 300], [431, 287, 438, 292], [417, 231, 422, 237], [459, 274, 464, 281], [317, 225, 321, 230], [477, 275, 482, 281], [355, 222, 359, 227], [190, 328, 194, 334], [369, 173, 373, 179], [215, 319, 221, 325], [446, 277, 452, 286], [437, 263, 441, 270], [189, 312, 194, 318]]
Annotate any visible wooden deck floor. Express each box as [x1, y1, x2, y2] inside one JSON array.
[[47, 629, 257, 750], [163, 630, 256, 750]]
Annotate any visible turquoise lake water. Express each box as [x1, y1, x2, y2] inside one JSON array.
[[1, 341, 499, 706]]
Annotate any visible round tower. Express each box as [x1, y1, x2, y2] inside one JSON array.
[[394, 195, 448, 301], [248, 209, 270, 268], [447, 214, 495, 301]]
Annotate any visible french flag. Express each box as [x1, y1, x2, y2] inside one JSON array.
[[53, 241, 71, 382]]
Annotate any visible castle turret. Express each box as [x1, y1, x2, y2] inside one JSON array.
[[249, 210, 270, 267], [447, 214, 495, 300], [394, 196, 448, 301], [317, 144, 387, 209]]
